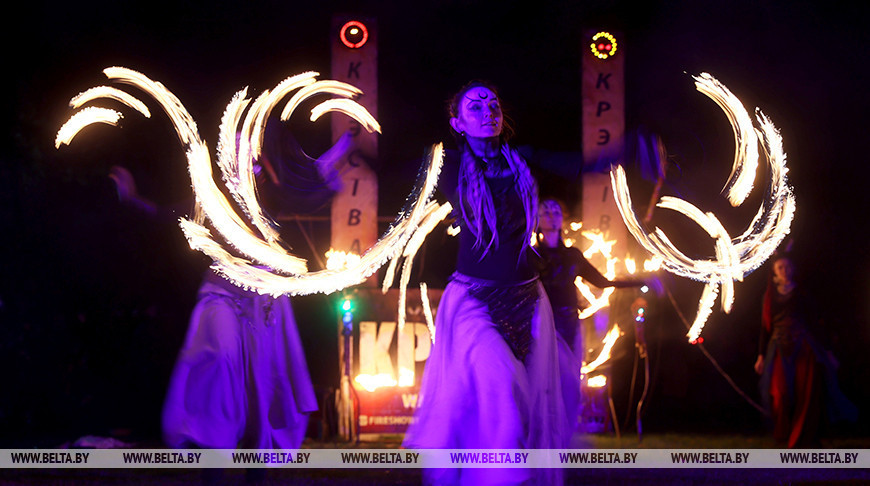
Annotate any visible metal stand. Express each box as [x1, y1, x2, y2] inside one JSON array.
[[338, 295, 359, 444]]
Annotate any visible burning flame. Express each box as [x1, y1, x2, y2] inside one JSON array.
[[581, 324, 624, 375], [610, 73, 795, 341], [325, 249, 362, 271], [564, 227, 658, 320], [355, 367, 417, 392], [381, 201, 452, 335], [56, 67, 445, 297], [586, 375, 607, 388], [354, 374, 397, 392]]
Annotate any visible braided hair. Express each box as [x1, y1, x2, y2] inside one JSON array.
[[448, 81, 537, 260]]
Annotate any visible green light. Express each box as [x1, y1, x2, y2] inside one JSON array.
[[341, 299, 352, 312]]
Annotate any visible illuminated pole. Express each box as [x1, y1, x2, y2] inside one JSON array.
[[331, 17, 379, 266], [332, 15, 378, 442], [580, 30, 627, 436], [581, 30, 628, 348]]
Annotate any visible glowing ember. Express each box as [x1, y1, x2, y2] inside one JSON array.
[[610, 73, 795, 341]]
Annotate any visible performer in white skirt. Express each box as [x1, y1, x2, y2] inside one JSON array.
[[162, 269, 317, 449], [109, 123, 352, 452], [404, 81, 567, 486]]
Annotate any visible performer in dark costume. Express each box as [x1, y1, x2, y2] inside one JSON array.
[[404, 81, 566, 486], [535, 197, 643, 438], [754, 252, 857, 448], [536, 197, 643, 354]]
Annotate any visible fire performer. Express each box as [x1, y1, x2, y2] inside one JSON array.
[[403, 81, 567, 485], [535, 197, 644, 435], [536, 197, 644, 355], [111, 125, 350, 477], [754, 249, 857, 448]]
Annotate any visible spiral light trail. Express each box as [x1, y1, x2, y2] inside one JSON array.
[[610, 73, 795, 341], [57, 67, 444, 297]]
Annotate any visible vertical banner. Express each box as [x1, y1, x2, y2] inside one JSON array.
[[580, 31, 627, 432], [581, 29, 627, 257], [331, 15, 379, 441], [581, 30, 624, 172], [330, 16, 378, 269]]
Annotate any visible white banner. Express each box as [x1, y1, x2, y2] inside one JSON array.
[[2, 449, 867, 468]]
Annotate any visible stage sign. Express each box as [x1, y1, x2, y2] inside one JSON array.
[[345, 287, 442, 435]]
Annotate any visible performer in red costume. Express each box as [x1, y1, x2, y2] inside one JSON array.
[[755, 250, 857, 447]]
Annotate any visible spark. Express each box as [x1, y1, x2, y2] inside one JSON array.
[[610, 73, 794, 341]]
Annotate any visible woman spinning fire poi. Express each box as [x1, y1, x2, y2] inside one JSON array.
[[110, 123, 351, 484], [403, 81, 568, 486]]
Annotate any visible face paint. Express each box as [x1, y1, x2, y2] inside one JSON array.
[[452, 87, 503, 139]]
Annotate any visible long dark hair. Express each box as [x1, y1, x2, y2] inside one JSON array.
[[447, 80, 515, 145], [448, 81, 536, 258]]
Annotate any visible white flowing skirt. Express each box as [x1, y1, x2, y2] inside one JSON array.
[[162, 278, 317, 449], [404, 278, 567, 485]]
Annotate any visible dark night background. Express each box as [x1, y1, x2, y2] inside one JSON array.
[[4, 0, 869, 452]]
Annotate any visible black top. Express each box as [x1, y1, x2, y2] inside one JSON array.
[[759, 286, 828, 356], [439, 150, 534, 283], [536, 242, 621, 310]]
